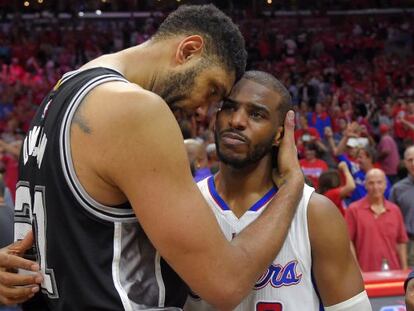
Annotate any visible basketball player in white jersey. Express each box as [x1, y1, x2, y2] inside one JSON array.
[[185, 71, 372, 311]]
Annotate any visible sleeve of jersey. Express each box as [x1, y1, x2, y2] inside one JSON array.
[[324, 291, 372, 311]]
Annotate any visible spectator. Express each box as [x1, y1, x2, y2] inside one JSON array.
[[0, 174, 12, 248], [390, 145, 414, 265], [0, 138, 22, 202], [184, 138, 212, 182], [346, 168, 408, 272], [294, 114, 321, 157], [307, 102, 331, 138], [404, 102, 414, 143], [299, 142, 328, 189], [321, 126, 342, 168], [377, 123, 400, 183], [318, 161, 356, 216], [333, 122, 360, 174], [206, 143, 219, 174], [349, 146, 392, 204]]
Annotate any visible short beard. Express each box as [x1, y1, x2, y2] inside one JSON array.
[[215, 130, 275, 169], [159, 68, 197, 108], [157, 60, 208, 109]]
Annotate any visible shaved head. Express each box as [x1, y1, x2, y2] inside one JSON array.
[[366, 168, 386, 182], [404, 145, 414, 160], [184, 139, 205, 163], [365, 168, 386, 200], [404, 145, 414, 177]]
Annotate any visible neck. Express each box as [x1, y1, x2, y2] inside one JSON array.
[[215, 156, 274, 217], [363, 163, 374, 172], [80, 38, 181, 92], [368, 195, 384, 207]]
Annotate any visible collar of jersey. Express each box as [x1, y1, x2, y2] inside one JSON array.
[[207, 175, 277, 212]]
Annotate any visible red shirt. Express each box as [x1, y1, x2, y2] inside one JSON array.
[[405, 114, 414, 141], [295, 127, 320, 157], [345, 197, 408, 272], [323, 188, 345, 216], [299, 158, 328, 189], [294, 127, 320, 143]]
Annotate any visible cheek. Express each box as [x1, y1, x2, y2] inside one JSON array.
[[214, 119, 227, 135]]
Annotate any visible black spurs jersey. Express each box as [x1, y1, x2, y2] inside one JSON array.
[[14, 67, 188, 310]]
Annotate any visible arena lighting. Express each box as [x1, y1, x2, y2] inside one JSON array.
[[267, 0, 272, 4], [78, 11, 84, 17], [96, 9, 102, 15], [24, 1, 30, 6], [37, 0, 43, 3]]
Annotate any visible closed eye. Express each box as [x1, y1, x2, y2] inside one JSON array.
[[220, 99, 237, 111]]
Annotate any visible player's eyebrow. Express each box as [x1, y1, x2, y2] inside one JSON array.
[[223, 97, 238, 104], [248, 102, 271, 113]]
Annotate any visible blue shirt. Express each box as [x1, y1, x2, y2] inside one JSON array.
[[338, 154, 391, 205]]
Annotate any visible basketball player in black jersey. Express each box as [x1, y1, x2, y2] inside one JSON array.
[[0, 5, 304, 310]]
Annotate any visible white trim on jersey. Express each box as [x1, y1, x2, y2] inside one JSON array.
[[155, 251, 166, 307], [59, 69, 81, 85], [59, 67, 126, 86], [59, 70, 137, 222], [112, 222, 133, 311]]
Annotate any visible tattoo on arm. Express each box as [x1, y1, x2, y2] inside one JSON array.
[[73, 110, 92, 134]]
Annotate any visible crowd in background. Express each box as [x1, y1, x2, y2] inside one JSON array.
[[0, 9, 414, 273]]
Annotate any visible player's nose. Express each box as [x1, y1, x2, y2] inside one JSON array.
[[229, 109, 247, 129]]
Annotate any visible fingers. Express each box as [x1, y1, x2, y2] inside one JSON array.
[[279, 110, 295, 149], [8, 231, 34, 255], [284, 110, 295, 134], [0, 237, 41, 305], [0, 252, 39, 272], [0, 281, 39, 306], [0, 270, 42, 287], [280, 110, 297, 153], [0, 250, 42, 306], [273, 110, 303, 187]]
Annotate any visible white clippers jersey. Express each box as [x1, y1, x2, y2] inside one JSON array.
[[184, 176, 322, 311]]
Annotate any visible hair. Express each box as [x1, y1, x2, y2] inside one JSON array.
[[304, 142, 317, 151], [242, 70, 293, 124], [358, 145, 377, 163], [317, 169, 340, 194], [153, 4, 247, 80]]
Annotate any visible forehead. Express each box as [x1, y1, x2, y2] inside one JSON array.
[[199, 65, 235, 95], [405, 147, 414, 159], [357, 149, 367, 157], [366, 171, 385, 182], [228, 78, 280, 111]]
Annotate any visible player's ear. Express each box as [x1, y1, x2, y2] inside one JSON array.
[[175, 35, 204, 64], [273, 126, 284, 147]]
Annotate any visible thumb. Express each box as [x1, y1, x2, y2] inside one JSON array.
[[9, 231, 34, 255]]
